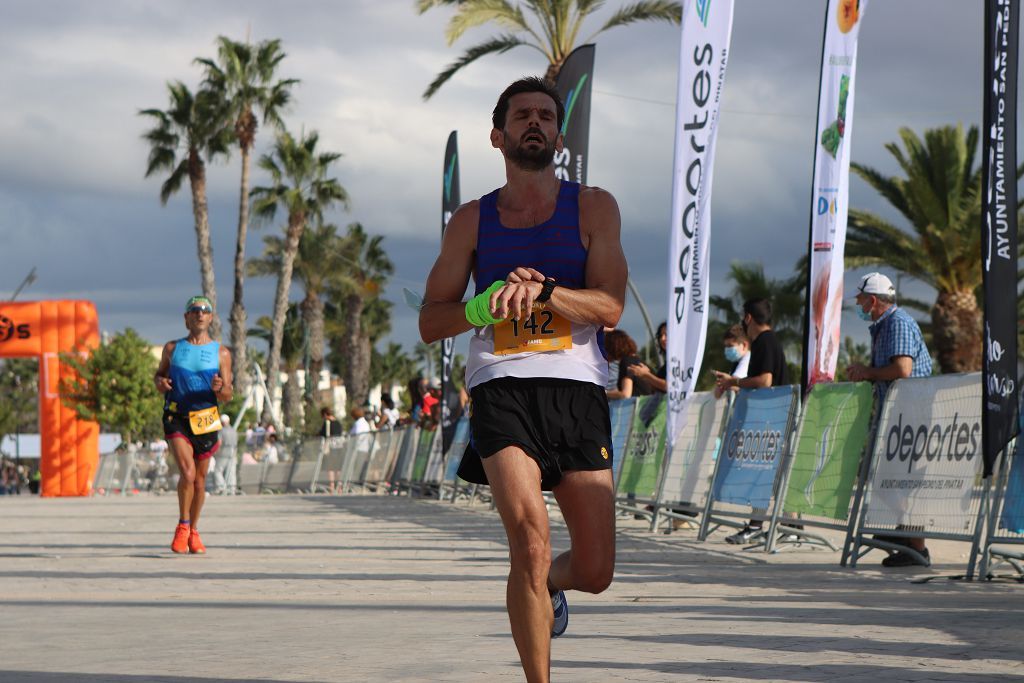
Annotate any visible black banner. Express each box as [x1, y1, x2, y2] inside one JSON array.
[[554, 44, 595, 185], [981, 0, 1020, 477], [440, 130, 460, 455]]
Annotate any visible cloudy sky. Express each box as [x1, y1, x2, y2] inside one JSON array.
[[0, 0, 1008, 373]]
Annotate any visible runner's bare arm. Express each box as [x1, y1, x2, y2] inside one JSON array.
[[419, 202, 479, 343], [154, 341, 175, 393], [213, 346, 233, 403], [496, 187, 626, 327]]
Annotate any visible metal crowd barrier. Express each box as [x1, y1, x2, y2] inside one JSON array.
[[650, 392, 729, 534], [848, 373, 988, 574], [697, 385, 802, 550], [976, 432, 1024, 580]]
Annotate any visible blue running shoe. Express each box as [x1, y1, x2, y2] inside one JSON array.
[[551, 590, 569, 638]]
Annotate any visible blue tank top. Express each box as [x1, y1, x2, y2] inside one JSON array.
[[165, 339, 220, 414], [474, 181, 588, 294], [465, 181, 608, 389]]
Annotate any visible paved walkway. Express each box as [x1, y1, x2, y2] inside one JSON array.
[[0, 493, 1021, 682]]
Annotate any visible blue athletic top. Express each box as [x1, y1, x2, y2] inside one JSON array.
[[474, 180, 588, 295], [165, 339, 220, 414], [465, 180, 608, 389]]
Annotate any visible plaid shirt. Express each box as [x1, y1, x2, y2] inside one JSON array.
[[869, 306, 932, 394]]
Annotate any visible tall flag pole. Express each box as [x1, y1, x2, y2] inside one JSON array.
[[666, 0, 735, 445], [554, 45, 595, 184], [803, 0, 868, 391], [981, 0, 1019, 478], [440, 131, 460, 455]]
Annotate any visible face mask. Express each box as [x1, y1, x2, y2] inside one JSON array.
[[857, 307, 873, 322], [724, 346, 744, 362]]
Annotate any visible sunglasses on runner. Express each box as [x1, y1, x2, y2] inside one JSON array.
[[187, 305, 212, 314]]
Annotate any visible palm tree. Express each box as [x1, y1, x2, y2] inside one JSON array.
[[250, 130, 349, 426], [196, 36, 299, 396], [248, 221, 346, 415], [250, 305, 305, 430], [847, 124, 997, 373], [140, 82, 232, 337], [329, 223, 395, 409], [417, 0, 681, 99], [370, 342, 417, 396], [695, 261, 803, 391], [709, 261, 804, 354]]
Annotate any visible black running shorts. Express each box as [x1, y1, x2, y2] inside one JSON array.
[[457, 377, 613, 491], [163, 410, 221, 461]]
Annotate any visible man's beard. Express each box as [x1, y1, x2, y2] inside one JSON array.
[[505, 128, 556, 171]]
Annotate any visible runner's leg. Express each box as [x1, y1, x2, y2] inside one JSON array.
[[191, 456, 212, 528], [170, 438, 196, 521], [548, 468, 615, 594], [481, 446, 552, 683]]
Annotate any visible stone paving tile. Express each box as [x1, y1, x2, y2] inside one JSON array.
[[0, 493, 1021, 682]]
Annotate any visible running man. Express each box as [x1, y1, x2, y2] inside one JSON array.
[[155, 296, 233, 554], [419, 77, 627, 683]]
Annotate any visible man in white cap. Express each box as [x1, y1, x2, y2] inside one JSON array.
[[846, 272, 931, 390], [846, 272, 933, 567]]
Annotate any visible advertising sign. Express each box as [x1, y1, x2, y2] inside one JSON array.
[[666, 0, 735, 443], [712, 386, 797, 509], [865, 374, 983, 530], [784, 382, 873, 519], [618, 395, 667, 498], [804, 0, 869, 388]]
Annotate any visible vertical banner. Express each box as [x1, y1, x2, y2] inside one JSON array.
[[804, 0, 868, 389], [554, 44, 595, 185], [666, 0, 735, 443], [981, 0, 1020, 478], [440, 131, 460, 456]]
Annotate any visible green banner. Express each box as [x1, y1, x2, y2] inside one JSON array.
[[617, 395, 667, 498], [783, 382, 873, 519], [411, 429, 435, 482]]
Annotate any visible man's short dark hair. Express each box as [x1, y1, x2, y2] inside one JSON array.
[[492, 77, 565, 131], [743, 298, 773, 326]]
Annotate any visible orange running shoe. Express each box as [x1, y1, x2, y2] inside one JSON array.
[[188, 528, 206, 554], [171, 523, 190, 554]]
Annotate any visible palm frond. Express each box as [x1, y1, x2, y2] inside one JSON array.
[[596, 0, 680, 34], [445, 0, 531, 45], [158, 160, 190, 205], [423, 34, 529, 99]]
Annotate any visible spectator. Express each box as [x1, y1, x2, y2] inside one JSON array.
[[713, 298, 789, 545], [626, 322, 668, 394], [319, 407, 343, 437], [604, 329, 651, 400], [421, 378, 441, 428], [377, 394, 400, 430], [713, 324, 751, 399], [846, 272, 933, 567], [318, 406, 344, 493], [211, 414, 238, 495], [264, 433, 280, 464], [350, 407, 372, 435], [408, 377, 429, 423]]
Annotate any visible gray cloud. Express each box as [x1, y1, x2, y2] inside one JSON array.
[[0, 0, 1006, 372]]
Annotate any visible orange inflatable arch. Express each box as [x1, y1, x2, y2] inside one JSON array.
[[0, 300, 100, 497]]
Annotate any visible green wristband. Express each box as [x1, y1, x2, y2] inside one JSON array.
[[465, 280, 505, 327]]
